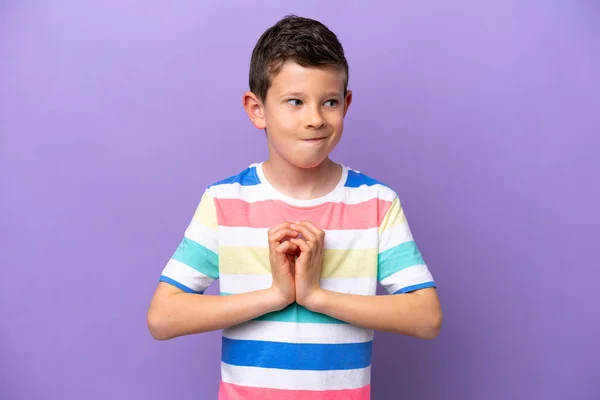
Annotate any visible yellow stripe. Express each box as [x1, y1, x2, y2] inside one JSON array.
[[378, 196, 407, 234], [219, 246, 377, 278], [192, 191, 218, 232]]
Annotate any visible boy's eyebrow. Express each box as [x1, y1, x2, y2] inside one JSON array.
[[279, 91, 343, 98], [279, 92, 305, 98]]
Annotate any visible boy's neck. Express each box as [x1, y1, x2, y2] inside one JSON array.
[[262, 157, 342, 201]]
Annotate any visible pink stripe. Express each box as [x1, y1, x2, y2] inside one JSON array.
[[218, 381, 370, 400], [214, 198, 391, 230]]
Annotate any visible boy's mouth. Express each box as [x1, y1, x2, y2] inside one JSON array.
[[302, 137, 327, 143]]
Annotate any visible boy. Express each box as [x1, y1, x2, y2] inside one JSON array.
[[147, 15, 442, 400]]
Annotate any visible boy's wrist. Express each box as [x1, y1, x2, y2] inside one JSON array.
[[266, 287, 294, 312], [298, 289, 328, 313]]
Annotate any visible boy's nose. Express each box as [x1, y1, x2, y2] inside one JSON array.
[[305, 110, 326, 129]]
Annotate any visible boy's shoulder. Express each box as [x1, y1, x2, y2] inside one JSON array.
[[200, 163, 262, 201], [344, 167, 390, 190], [208, 163, 262, 190], [344, 167, 400, 208]]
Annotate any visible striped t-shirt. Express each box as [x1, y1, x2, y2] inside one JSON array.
[[159, 162, 435, 400]]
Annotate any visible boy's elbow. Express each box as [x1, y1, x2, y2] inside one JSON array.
[[147, 308, 173, 341], [409, 289, 442, 340], [419, 309, 442, 339]]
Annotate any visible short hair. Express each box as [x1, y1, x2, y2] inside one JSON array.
[[249, 15, 349, 102]]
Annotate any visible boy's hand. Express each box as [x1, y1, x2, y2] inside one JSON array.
[[268, 222, 300, 309], [290, 221, 325, 310]]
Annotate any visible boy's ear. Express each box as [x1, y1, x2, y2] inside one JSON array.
[[243, 92, 266, 130], [343, 90, 353, 117]]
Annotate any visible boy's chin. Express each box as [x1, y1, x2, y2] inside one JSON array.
[[288, 157, 331, 170]]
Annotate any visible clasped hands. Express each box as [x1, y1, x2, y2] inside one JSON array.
[[268, 220, 325, 310]]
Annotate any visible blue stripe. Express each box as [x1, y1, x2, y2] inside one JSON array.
[[171, 237, 219, 279], [221, 337, 372, 370], [209, 166, 261, 187], [344, 170, 386, 188], [220, 295, 346, 324], [378, 241, 425, 281], [393, 281, 436, 294], [159, 276, 204, 294]]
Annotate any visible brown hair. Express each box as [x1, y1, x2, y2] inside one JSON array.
[[249, 15, 349, 102]]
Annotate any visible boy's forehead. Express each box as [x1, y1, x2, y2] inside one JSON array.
[[269, 61, 346, 95]]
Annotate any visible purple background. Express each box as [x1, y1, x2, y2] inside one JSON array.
[[1, 1, 599, 399]]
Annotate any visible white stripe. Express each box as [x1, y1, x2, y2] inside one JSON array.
[[379, 222, 414, 253], [218, 226, 378, 249], [218, 226, 268, 247], [221, 363, 371, 390], [219, 274, 272, 293], [213, 182, 271, 203], [324, 228, 377, 249], [185, 220, 218, 253], [220, 274, 377, 296], [161, 258, 214, 292], [223, 320, 374, 344], [379, 264, 433, 294], [213, 182, 396, 205], [338, 184, 396, 205]]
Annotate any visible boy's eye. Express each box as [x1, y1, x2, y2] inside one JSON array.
[[287, 99, 303, 106], [324, 99, 338, 107]]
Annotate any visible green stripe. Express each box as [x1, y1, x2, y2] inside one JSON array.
[[172, 237, 219, 279], [220, 293, 346, 324], [378, 241, 425, 281]]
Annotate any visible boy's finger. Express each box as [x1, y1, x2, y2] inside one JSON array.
[[291, 223, 317, 243], [295, 220, 324, 241], [268, 222, 293, 237], [276, 240, 298, 255], [290, 237, 311, 253], [269, 227, 299, 244], [270, 227, 296, 240]]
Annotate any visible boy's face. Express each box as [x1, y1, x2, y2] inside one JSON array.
[[244, 61, 352, 169]]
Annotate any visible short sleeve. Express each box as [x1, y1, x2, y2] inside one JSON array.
[[377, 194, 435, 294], [159, 189, 219, 294]]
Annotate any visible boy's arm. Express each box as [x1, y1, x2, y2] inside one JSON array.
[[301, 288, 442, 339], [147, 283, 287, 340], [148, 212, 299, 340], [292, 190, 442, 339]]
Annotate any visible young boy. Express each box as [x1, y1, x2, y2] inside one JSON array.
[[147, 15, 442, 400]]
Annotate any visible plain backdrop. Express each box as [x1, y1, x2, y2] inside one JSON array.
[[1, 1, 599, 399]]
